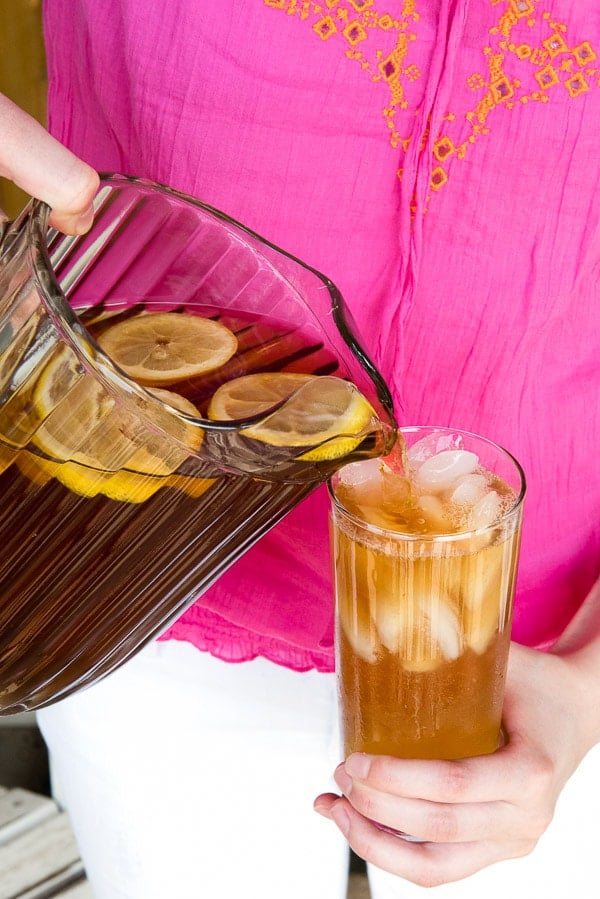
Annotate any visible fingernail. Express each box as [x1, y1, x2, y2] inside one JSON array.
[[334, 766, 353, 796], [313, 797, 329, 818], [330, 802, 351, 836], [345, 753, 370, 779], [72, 204, 95, 235]]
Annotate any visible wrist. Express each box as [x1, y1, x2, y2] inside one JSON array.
[[551, 645, 600, 749]]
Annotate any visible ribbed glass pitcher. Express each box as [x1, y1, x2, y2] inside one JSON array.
[[0, 174, 396, 713]]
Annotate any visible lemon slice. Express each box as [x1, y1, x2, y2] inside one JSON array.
[[208, 372, 313, 420], [208, 372, 375, 462], [97, 312, 238, 385], [18, 452, 216, 503], [163, 473, 216, 498], [30, 349, 203, 500], [19, 453, 168, 503], [0, 444, 17, 476]]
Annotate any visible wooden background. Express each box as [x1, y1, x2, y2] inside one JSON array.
[[0, 0, 47, 218]]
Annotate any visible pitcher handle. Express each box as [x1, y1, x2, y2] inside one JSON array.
[[0, 217, 21, 263], [0, 201, 36, 264], [0, 216, 12, 245]]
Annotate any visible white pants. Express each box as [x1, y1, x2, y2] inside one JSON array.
[[38, 641, 600, 899]]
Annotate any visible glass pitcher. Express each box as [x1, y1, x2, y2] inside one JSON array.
[[0, 173, 396, 713]]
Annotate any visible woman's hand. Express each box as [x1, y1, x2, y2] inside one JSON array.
[[0, 92, 98, 234], [315, 637, 600, 887]]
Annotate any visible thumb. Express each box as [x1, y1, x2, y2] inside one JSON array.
[[0, 92, 99, 235]]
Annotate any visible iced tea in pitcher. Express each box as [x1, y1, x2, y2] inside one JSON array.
[[0, 175, 396, 713]]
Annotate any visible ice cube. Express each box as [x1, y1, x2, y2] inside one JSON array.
[[414, 450, 479, 493], [401, 593, 462, 672], [381, 466, 412, 515], [337, 581, 380, 664], [461, 543, 504, 653], [338, 458, 381, 488], [406, 432, 464, 464], [469, 490, 501, 530], [335, 459, 386, 523], [340, 614, 379, 664], [423, 598, 461, 661], [464, 603, 499, 654], [374, 597, 404, 653], [449, 473, 488, 507], [335, 536, 380, 663], [461, 547, 500, 610], [417, 495, 449, 532]]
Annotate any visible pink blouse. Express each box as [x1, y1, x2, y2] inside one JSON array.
[[43, 0, 600, 670]]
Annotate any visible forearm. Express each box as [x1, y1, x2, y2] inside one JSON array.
[[549, 573, 600, 746], [551, 573, 600, 658], [0, 91, 98, 233]]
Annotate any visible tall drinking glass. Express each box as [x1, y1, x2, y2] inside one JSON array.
[[329, 426, 525, 763]]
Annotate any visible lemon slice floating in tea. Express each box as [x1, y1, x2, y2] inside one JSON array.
[[97, 312, 238, 385], [207, 372, 375, 462], [29, 349, 204, 501]]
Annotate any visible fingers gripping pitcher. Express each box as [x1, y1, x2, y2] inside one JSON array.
[[0, 174, 396, 714]]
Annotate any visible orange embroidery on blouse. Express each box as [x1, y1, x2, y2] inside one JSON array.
[[432, 3, 600, 198], [263, 1, 598, 209], [263, 0, 422, 150]]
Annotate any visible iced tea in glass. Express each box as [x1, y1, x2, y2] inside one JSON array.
[[330, 426, 525, 761]]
